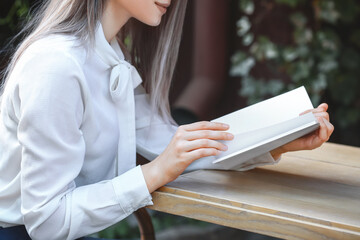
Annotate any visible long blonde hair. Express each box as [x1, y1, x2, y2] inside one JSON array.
[[0, 0, 188, 122]]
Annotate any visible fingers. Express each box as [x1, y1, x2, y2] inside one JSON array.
[[317, 103, 328, 111], [323, 117, 334, 139], [300, 103, 329, 116], [300, 108, 325, 115], [172, 121, 233, 161], [187, 148, 221, 161], [313, 117, 334, 148], [182, 139, 228, 152], [308, 104, 332, 142], [157, 121, 237, 184], [176, 121, 233, 154], [185, 130, 234, 141], [318, 117, 329, 142], [300, 109, 313, 115], [181, 121, 229, 131], [314, 111, 330, 122]]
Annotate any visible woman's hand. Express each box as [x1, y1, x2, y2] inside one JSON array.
[[271, 103, 334, 159], [141, 121, 234, 193]]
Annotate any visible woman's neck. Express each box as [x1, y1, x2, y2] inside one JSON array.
[[101, 1, 131, 43]]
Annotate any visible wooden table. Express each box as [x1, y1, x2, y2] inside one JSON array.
[[149, 143, 360, 240]]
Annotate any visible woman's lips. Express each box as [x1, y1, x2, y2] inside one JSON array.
[[155, 2, 169, 14]]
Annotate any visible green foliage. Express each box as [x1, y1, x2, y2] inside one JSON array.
[[150, 212, 210, 231], [0, 0, 30, 29], [95, 212, 210, 239], [274, 0, 305, 8], [97, 218, 140, 239], [232, 0, 360, 144]]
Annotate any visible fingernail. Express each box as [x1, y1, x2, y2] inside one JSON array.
[[222, 123, 229, 128], [222, 145, 228, 151], [227, 133, 234, 139]]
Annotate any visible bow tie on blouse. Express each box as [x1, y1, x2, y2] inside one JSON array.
[[95, 25, 142, 176]]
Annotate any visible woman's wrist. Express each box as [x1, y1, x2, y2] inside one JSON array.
[[140, 160, 167, 193]]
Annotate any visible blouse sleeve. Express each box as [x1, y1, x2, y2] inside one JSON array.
[[134, 85, 177, 160], [16, 50, 151, 240], [134, 86, 280, 172]]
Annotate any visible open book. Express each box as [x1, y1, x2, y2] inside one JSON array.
[[211, 86, 319, 169]]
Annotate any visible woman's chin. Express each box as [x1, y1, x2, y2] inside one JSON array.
[[145, 17, 162, 27], [135, 14, 163, 27]]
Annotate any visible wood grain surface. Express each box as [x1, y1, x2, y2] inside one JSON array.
[[149, 143, 360, 240]]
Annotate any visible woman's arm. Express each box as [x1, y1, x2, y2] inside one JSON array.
[[17, 50, 151, 240], [136, 88, 278, 175], [141, 121, 232, 192], [134, 86, 232, 191], [135, 88, 334, 192], [141, 105, 334, 192]]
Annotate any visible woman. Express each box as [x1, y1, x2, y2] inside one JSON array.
[[0, 0, 333, 239]]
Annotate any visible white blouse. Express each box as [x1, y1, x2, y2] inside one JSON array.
[[0, 24, 278, 240]]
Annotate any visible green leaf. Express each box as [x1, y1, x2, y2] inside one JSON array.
[[290, 12, 307, 28], [239, 0, 255, 15], [291, 61, 311, 82], [236, 16, 251, 37], [267, 80, 285, 95], [230, 51, 248, 65], [311, 74, 327, 93], [293, 28, 313, 44], [274, 0, 304, 8], [242, 33, 254, 46], [250, 36, 279, 60], [230, 54, 255, 77], [295, 45, 310, 58], [283, 47, 299, 62], [318, 59, 338, 73], [318, 1, 340, 24], [316, 30, 339, 51]]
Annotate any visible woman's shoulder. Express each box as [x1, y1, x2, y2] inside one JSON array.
[[21, 33, 87, 70], [9, 34, 90, 93]]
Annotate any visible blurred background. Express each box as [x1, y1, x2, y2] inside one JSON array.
[[171, 0, 360, 148], [1, 0, 359, 239]]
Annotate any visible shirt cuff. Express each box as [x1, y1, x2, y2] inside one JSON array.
[[111, 165, 153, 215]]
